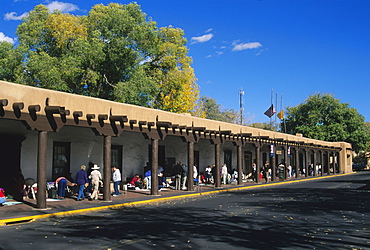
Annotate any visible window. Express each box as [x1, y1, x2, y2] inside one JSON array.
[[52, 142, 70, 181], [111, 145, 123, 174], [224, 150, 232, 172]]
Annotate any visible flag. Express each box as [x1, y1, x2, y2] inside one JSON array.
[[264, 104, 276, 118], [277, 110, 284, 119]]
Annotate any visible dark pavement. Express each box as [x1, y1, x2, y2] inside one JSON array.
[[0, 173, 360, 226], [0, 171, 369, 249]]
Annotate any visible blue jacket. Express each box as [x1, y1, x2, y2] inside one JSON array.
[[144, 170, 151, 177], [75, 170, 88, 185]]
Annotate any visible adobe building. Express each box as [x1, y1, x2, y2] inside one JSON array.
[[0, 80, 353, 208]]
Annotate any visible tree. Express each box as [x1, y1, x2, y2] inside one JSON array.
[[249, 122, 277, 131], [284, 93, 369, 152], [149, 26, 199, 113], [0, 42, 22, 82], [9, 2, 199, 114], [114, 25, 199, 113], [196, 96, 241, 124]]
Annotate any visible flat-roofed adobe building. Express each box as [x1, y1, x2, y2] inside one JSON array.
[[0, 80, 352, 208]]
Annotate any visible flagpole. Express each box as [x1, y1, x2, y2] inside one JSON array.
[[270, 89, 273, 130], [280, 93, 284, 133], [280, 93, 283, 132], [275, 93, 278, 131], [283, 93, 287, 133]]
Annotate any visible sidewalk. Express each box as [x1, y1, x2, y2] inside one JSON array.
[[0, 174, 352, 226]]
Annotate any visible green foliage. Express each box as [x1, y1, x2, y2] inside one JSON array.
[[249, 122, 277, 131], [284, 93, 369, 152], [149, 26, 199, 113], [196, 96, 240, 124], [0, 42, 22, 82], [4, 2, 199, 114]]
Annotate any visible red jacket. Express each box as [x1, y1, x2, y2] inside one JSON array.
[[130, 176, 141, 185], [0, 188, 5, 198]]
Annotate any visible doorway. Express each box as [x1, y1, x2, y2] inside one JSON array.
[[244, 151, 252, 174], [52, 141, 71, 181], [0, 134, 25, 201]]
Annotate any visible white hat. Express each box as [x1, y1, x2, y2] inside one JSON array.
[[91, 164, 100, 170]]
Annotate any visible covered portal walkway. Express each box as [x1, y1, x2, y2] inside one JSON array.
[[0, 80, 353, 209]]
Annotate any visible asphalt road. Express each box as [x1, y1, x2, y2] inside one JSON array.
[[1, 172, 369, 250]]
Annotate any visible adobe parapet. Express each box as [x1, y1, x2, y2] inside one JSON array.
[[0, 80, 352, 171]]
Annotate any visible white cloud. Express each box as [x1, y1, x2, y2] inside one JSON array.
[[232, 41, 262, 51], [4, 11, 29, 21], [204, 28, 213, 33], [191, 33, 214, 44], [0, 32, 15, 44], [46, 1, 79, 13]]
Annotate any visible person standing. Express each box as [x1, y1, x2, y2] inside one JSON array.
[[173, 161, 184, 190], [75, 165, 88, 201], [287, 164, 292, 178], [252, 163, 257, 182], [211, 164, 217, 184], [221, 164, 228, 184], [112, 166, 121, 196], [89, 164, 102, 200], [181, 164, 188, 190], [144, 167, 152, 189], [263, 161, 270, 183]]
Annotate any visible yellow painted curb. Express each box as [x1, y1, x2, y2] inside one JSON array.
[[0, 172, 356, 226]]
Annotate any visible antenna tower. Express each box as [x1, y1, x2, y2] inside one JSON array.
[[239, 89, 244, 125]]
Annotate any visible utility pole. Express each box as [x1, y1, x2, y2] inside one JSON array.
[[239, 89, 244, 125]]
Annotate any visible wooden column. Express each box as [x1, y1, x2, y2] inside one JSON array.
[[36, 131, 48, 209], [337, 151, 341, 173], [284, 144, 289, 179], [305, 149, 309, 177], [295, 147, 300, 178], [313, 149, 317, 176], [187, 141, 195, 191], [103, 135, 112, 201], [334, 151, 339, 174], [255, 142, 261, 184], [151, 139, 159, 195], [320, 151, 324, 176], [327, 151, 331, 175], [215, 143, 221, 188], [271, 143, 276, 181], [237, 145, 243, 185]]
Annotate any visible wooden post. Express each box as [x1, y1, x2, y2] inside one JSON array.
[[255, 142, 261, 184], [187, 141, 194, 191], [151, 139, 159, 195], [103, 135, 112, 201], [237, 145, 243, 185], [215, 144, 221, 188], [37, 131, 47, 209]]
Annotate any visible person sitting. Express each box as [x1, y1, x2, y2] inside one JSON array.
[[0, 188, 6, 206], [199, 172, 206, 184], [204, 165, 212, 184], [158, 172, 164, 191], [130, 174, 143, 189]]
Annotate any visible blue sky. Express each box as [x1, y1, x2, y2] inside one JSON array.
[[1, 0, 369, 123]]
